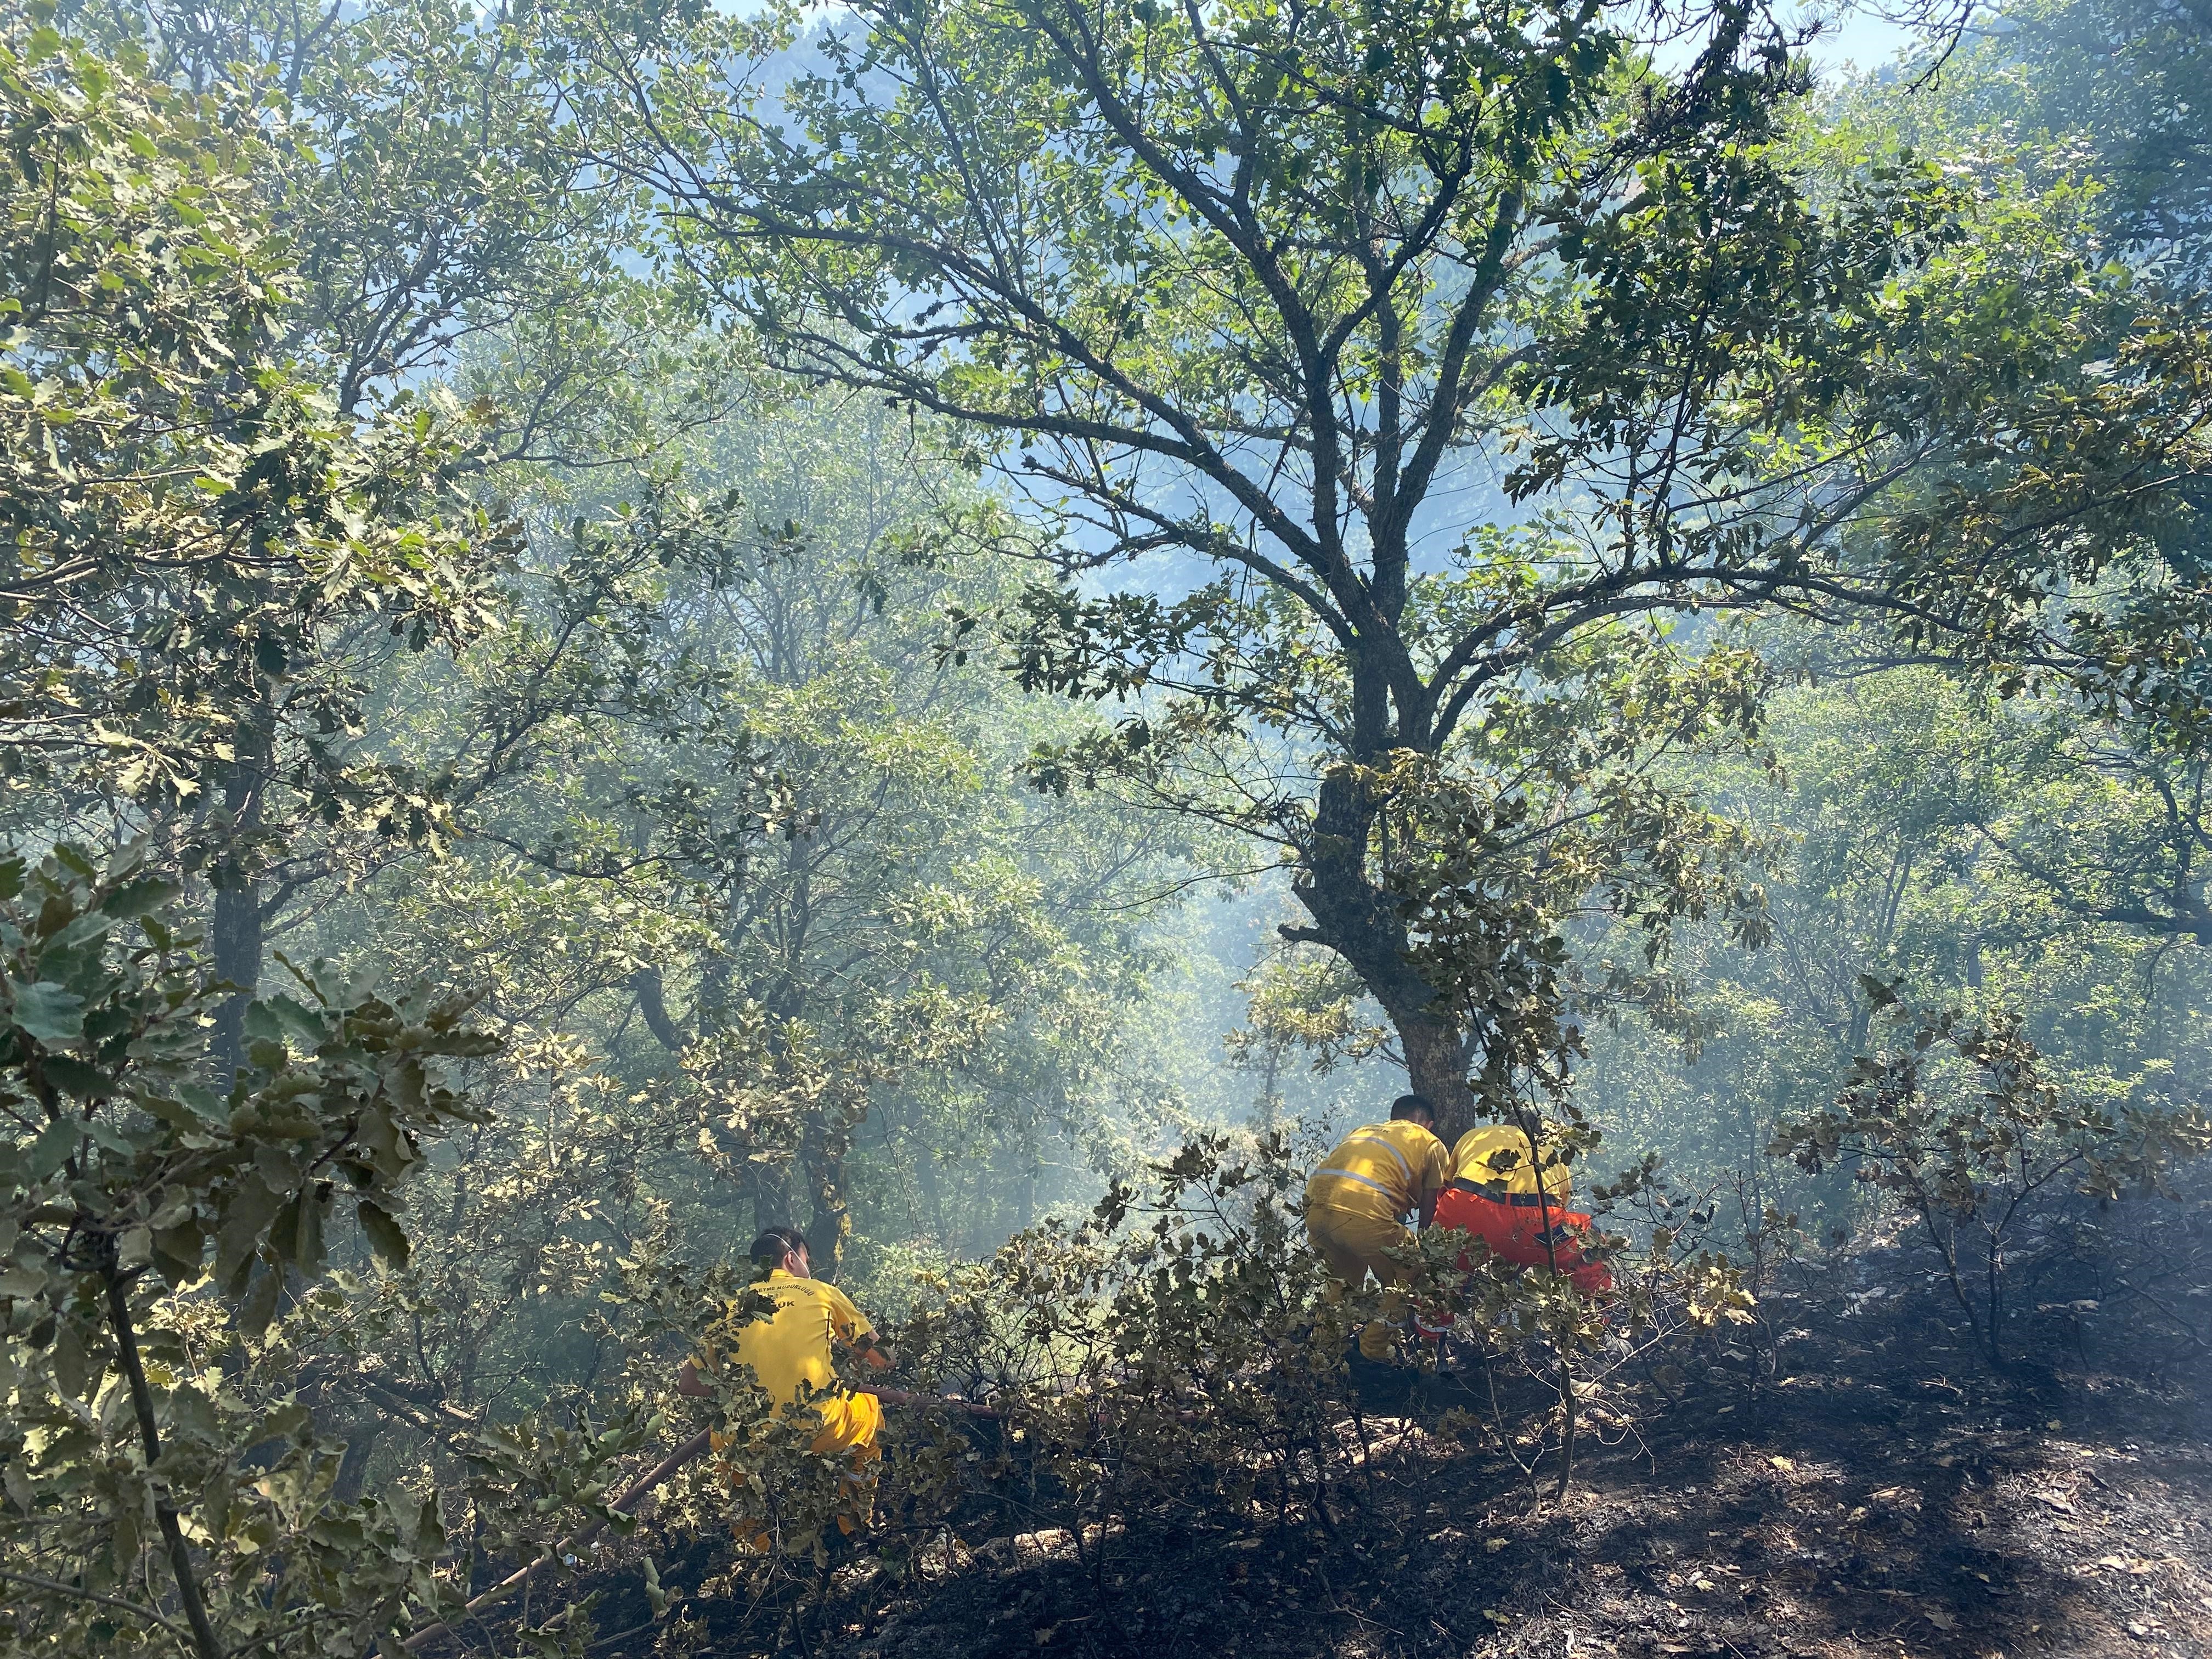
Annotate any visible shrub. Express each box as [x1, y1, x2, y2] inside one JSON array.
[[1770, 980, 2212, 1369], [0, 845, 645, 1659], [610, 1128, 1754, 1653]]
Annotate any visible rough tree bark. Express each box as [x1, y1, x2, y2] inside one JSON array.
[[1289, 766, 1477, 1138], [208, 708, 272, 1081], [799, 1114, 852, 1282]]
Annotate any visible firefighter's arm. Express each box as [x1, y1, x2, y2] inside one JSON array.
[[1418, 1165, 1446, 1228], [676, 1358, 711, 1397], [850, 1329, 895, 1370], [833, 1290, 896, 1370], [1417, 1141, 1450, 1229]]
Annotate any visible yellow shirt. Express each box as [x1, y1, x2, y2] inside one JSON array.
[[1451, 1125, 1573, 1200], [712, 1269, 875, 1420], [1305, 1120, 1450, 1221]]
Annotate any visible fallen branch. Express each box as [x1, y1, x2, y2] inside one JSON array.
[[398, 1387, 1002, 1652], [865, 1383, 1005, 1419], [359, 1376, 481, 1437], [399, 1426, 715, 1654]]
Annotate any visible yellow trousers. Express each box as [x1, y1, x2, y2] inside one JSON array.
[[809, 1389, 883, 1459], [812, 1395, 883, 1538], [1306, 1203, 1415, 1359], [723, 1390, 884, 1549]]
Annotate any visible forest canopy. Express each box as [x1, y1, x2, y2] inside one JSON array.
[[1, 0, 2209, 1655]]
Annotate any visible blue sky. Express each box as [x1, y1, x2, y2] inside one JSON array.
[[1801, 4, 1926, 72]]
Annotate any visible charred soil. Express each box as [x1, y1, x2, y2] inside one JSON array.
[[594, 1247, 2211, 1659]]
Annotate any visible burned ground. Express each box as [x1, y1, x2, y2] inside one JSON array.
[[585, 1244, 2211, 1659]]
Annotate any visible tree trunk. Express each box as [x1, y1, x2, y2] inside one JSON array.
[[743, 1158, 792, 1244], [798, 1105, 856, 1281], [1256, 1045, 1283, 1131], [210, 877, 262, 1078], [1394, 1012, 1477, 1142], [1292, 768, 1477, 1138], [913, 1132, 946, 1245], [209, 707, 271, 1081], [335, 1417, 381, 1502], [632, 967, 685, 1054]]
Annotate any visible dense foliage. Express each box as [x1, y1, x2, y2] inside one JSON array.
[[1, 0, 2208, 1655], [560, 0, 2212, 1136]]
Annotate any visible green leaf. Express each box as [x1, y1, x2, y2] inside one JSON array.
[[1857, 974, 1900, 1011], [85, 1116, 138, 1156], [215, 1177, 290, 1290], [267, 1188, 327, 1277], [236, 1261, 282, 1340], [26, 1118, 78, 1182], [297, 1187, 326, 1275], [50, 1319, 89, 1400], [167, 1383, 220, 1446], [262, 994, 328, 1049], [151, 1221, 206, 1288], [38, 1056, 114, 1099], [99, 877, 180, 920], [144, 1087, 223, 1131], [176, 1085, 226, 1122], [10, 981, 86, 1044], [256, 1402, 311, 1444], [357, 1199, 411, 1268]]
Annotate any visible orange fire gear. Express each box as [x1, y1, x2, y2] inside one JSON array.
[[1434, 1125, 1613, 1295]]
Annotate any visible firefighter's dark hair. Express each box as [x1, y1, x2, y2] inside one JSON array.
[[1391, 1093, 1438, 1124], [749, 1226, 808, 1271]]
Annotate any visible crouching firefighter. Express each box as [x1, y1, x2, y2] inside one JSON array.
[[1304, 1094, 1452, 1360], [678, 1226, 896, 1543], [1434, 1124, 1613, 1295]]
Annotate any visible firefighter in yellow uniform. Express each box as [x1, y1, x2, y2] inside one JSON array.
[[1436, 1124, 1613, 1295], [679, 1226, 894, 1541], [1303, 1094, 1452, 1359]]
